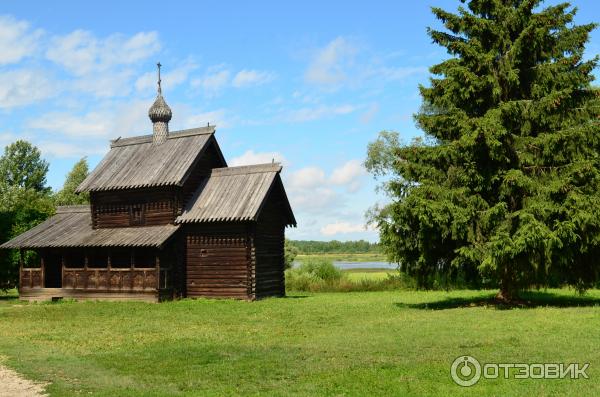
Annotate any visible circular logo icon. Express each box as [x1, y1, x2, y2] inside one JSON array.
[[451, 355, 481, 387]]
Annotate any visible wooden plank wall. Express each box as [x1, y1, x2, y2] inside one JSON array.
[[91, 188, 177, 228], [252, 193, 286, 299], [185, 223, 252, 299]]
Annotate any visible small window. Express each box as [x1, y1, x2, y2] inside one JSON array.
[[130, 204, 145, 226]]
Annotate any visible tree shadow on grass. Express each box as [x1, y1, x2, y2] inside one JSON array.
[[395, 290, 600, 310]]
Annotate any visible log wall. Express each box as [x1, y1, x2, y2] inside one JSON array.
[[252, 193, 286, 299], [184, 223, 252, 299], [91, 188, 177, 228]]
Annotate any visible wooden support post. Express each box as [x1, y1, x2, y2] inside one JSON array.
[[107, 251, 111, 291], [130, 249, 135, 290], [61, 254, 66, 289], [40, 253, 44, 289], [18, 249, 23, 290], [155, 253, 160, 290], [84, 252, 89, 290]]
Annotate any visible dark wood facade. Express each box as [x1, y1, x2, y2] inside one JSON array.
[[4, 128, 295, 302], [89, 137, 227, 229]]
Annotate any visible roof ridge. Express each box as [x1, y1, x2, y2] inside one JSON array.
[[56, 205, 91, 214], [110, 126, 216, 148], [211, 163, 282, 176]]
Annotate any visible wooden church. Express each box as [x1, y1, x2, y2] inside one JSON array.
[[1, 65, 296, 302]]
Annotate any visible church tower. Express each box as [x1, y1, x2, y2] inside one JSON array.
[[148, 62, 172, 144]]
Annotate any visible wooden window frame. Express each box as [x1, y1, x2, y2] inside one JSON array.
[[129, 203, 145, 226]]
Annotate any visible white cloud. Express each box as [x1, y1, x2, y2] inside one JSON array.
[[305, 36, 358, 86], [0, 69, 56, 108], [330, 159, 367, 193], [39, 141, 106, 158], [27, 111, 110, 138], [289, 186, 339, 214], [320, 221, 369, 236], [286, 104, 358, 123], [282, 166, 339, 214], [0, 15, 43, 65], [232, 69, 274, 88], [379, 66, 427, 81], [135, 62, 197, 93], [72, 69, 135, 98], [229, 150, 287, 167], [183, 109, 229, 129], [0, 132, 19, 148], [192, 67, 274, 94], [191, 67, 231, 95], [287, 166, 326, 190], [26, 100, 152, 139], [46, 30, 160, 76]]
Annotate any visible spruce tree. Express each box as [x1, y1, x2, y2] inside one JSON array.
[[367, 0, 599, 300]]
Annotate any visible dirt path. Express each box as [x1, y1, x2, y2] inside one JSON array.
[[0, 365, 47, 397]]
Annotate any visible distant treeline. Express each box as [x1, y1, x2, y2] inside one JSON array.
[[289, 240, 381, 254]]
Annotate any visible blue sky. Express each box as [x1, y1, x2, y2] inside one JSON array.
[[0, 1, 598, 242]]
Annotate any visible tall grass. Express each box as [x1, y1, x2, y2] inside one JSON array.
[[285, 258, 415, 292]]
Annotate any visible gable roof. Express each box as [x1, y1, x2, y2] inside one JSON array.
[[0, 206, 179, 249], [176, 163, 296, 226], [76, 126, 226, 192]]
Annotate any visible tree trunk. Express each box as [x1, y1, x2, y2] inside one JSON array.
[[496, 268, 518, 303]]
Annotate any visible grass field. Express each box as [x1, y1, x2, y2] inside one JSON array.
[[1, 288, 600, 396], [296, 252, 387, 262], [343, 269, 391, 281]]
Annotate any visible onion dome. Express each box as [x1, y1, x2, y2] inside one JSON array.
[[148, 94, 172, 123]]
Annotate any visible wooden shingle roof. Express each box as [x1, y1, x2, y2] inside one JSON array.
[[76, 126, 225, 192], [176, 163, 296, 226], [0, 206, 179, 249]]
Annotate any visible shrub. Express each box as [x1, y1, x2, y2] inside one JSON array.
[[285, 258, 416, 292], [296, 258, 344, 282]]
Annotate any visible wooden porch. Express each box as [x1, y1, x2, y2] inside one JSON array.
[[18, 249, 173, 302]]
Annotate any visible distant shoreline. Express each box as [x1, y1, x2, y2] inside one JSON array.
[[296, 253, 387, 262]]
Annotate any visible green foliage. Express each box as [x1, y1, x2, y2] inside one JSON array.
[[285, 258, 343, 291], [0, 141, 54, 290], [0, 140, 50, 192], [54, 157, 90, 206], [366, 1, 600, 298], [289, 239, 381, 254], [0, 185, 55, 290], [285, 258, 415, 292], [284, 239, 299, 269], [295, 258, 344, 281]]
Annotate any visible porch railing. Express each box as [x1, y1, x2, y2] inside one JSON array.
[[20, 268, 43, 289], [61, 267, 170, 291]]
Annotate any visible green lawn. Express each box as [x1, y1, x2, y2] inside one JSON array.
[[344, 269, 391, 281], [1, 289, 600, 396]]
